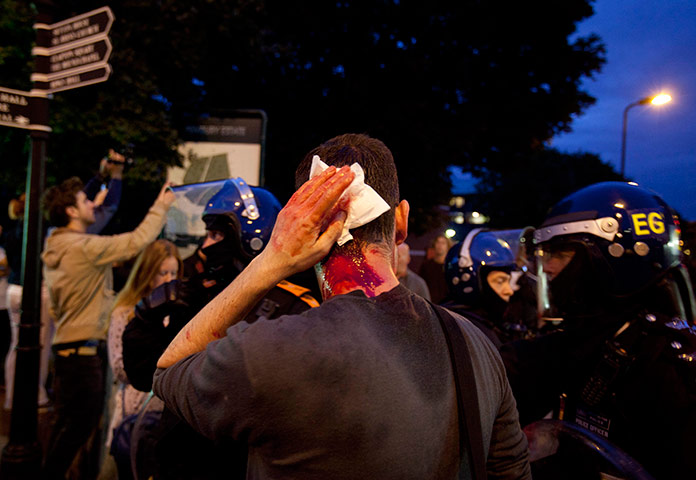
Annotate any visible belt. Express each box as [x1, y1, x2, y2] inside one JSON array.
[[55, 345, 98, 357], [53, 339, 104, 357]]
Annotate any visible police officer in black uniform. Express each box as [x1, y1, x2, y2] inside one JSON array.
[[501, 181, 696, 479], [122, 178, 318, 479], [442, 228, 529, 347]]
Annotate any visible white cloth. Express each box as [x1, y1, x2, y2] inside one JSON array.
[[309, 156, 390, 246]]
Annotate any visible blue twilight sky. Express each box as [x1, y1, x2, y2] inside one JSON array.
[[551, 0, 696, 221]]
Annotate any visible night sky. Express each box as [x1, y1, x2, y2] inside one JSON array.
[[551, 0, 696, 221]]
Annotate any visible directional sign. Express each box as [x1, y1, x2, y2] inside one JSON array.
[[32, 65, 112, 94], [31, 6, 115, 94], [32, 37, 112, 79], [0, 86, 50, 131], [44, 6, 114, 50], [0, 87, 31, 129]]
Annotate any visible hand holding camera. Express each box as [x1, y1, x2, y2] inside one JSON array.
[[100, 147, 130, 178]]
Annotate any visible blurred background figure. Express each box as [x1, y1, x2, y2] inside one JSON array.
[[84, 149, 126, 234], [395, 242, 430, 300], [40, 177, 174, 480], [501, 181, 696, 479], [500, 226, 540, 335], [0, 225, 9, 388], [4, 149, 126, 414], [3, 193, 53, 411], [418, 234, 451, 303], [105, 239, 181, 480], [443, 229, 528, 347]]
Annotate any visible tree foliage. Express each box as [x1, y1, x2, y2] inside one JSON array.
[[0, 0, 607, 233], [476, 148, 624, 228]]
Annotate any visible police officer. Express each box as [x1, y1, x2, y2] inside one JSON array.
[[443, 228, 528, 347], [122, 178, 318, 479], [501, 181, 696, 479]]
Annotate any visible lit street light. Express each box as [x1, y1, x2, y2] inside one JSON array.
[[620, 93, 672, 177]]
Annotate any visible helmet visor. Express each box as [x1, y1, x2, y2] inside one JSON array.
[[163, 180, 228, 259]]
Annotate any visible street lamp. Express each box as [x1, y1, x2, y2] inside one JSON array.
[[620, 93, 672, 177]]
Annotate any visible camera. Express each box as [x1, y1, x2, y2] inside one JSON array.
[[105, 143, 135, 166]]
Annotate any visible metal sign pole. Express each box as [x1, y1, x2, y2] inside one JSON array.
[[0, 1, 52, 477], [0, 6, 112, 475]]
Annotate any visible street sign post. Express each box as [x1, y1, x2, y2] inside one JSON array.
[[0, 6, 113, 478], [0, 86, 51, 131], [31, 6, 114, 94]]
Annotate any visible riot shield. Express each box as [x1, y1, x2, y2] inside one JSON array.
[[163, 180, 228, 260]]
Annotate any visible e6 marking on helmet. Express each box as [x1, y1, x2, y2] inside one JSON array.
[[630, 210, 666, 237]]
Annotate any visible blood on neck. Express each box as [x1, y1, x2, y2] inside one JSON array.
[[316, 240, 385, 299]]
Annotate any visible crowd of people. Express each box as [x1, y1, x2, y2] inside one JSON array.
[[0, 134, 694, 480]]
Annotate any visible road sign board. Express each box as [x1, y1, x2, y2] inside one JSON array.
[[44, 6, 114, 50], [33, 37, 112, 79], [0, 87, 30, 129], [32, 65, 112, 94], [0, 86, 50, 131]]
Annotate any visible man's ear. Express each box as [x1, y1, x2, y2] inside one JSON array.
[[65, 205, 79, 221], [394, 200, 409, 245]]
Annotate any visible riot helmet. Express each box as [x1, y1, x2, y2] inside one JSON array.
[[535, 181, 690, 321], [202, 177, 281, 259], [445, 228, 517, 308]]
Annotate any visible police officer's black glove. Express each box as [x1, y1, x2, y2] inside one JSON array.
[[134, 279, 188, 326]]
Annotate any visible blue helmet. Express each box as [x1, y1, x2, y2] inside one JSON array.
[[445, 229, 517, 306], [202, 178, 281, 258], [535, 181, 681, 297]]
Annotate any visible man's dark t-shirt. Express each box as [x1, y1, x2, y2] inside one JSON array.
[[154, 285, 530, 479]]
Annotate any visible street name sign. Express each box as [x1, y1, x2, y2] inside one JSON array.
[[32, 65, 112, 94], [0, 87, 30, 129], [32, 37, 112, 80], [46, 6, 114, 50], [48, 37, 111, 75], [0, 86, 50, 131], [32, 6, 114, 93]]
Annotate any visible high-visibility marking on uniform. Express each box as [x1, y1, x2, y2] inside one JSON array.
[[276, 280, 320, 308]]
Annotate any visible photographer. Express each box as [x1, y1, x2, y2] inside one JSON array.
[[83, 148, 127, 234]]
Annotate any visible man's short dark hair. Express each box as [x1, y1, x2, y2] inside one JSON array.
[[295, 133, 399, 245], [42, 176, 84, 227]]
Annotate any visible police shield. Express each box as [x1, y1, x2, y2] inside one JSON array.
[[163, 180, 228, 260], [524, 419, 655, 480]]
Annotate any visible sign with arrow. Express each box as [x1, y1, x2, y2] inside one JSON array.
[[32, 65, 112, 94], [45, 6, 114, 50], [50, 37, 111, 74], [0, 86, 34, 130], [35, 37, 112, 78], [31, 6, 115, 94]]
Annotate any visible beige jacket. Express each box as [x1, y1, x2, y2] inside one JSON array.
[[41, 200, 169, 345]]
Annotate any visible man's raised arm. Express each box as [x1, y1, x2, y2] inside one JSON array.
[[157, 165, 354, 368]]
